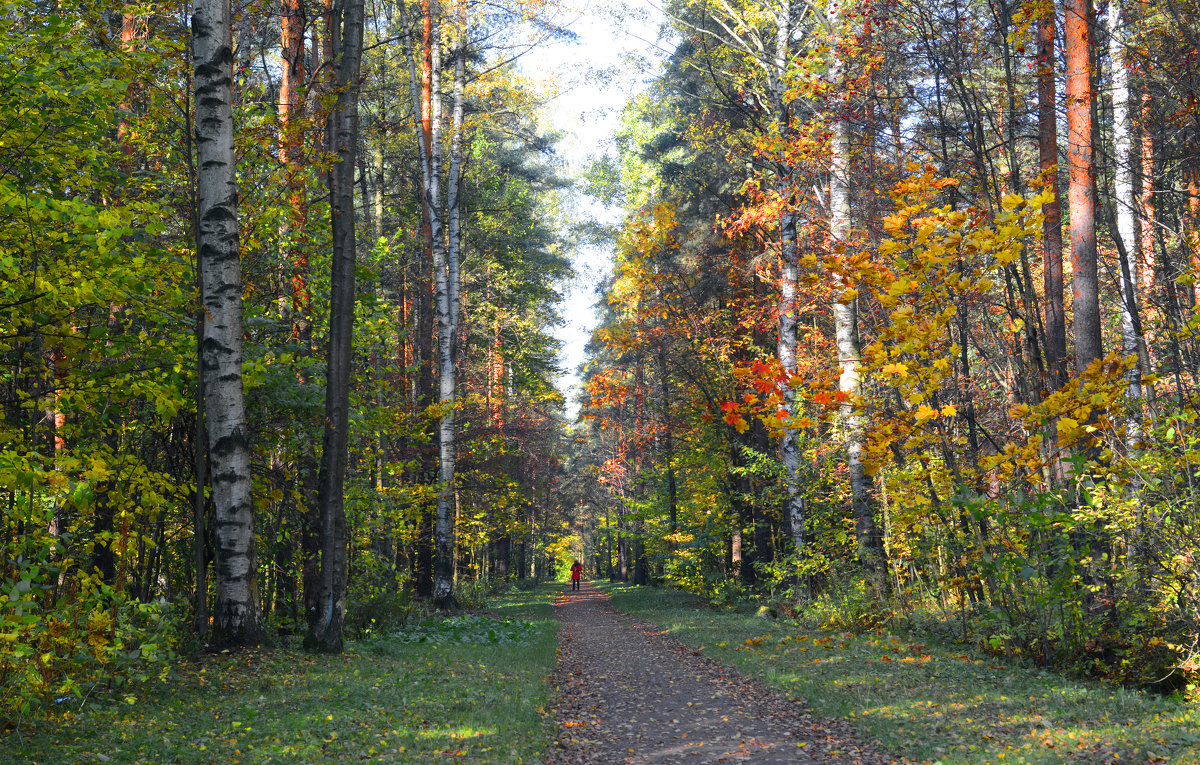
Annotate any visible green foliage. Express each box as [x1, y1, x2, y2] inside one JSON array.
[[802, 573, 897, 635], [1, 621, 558, 763], [344, 565, 414, 639], [0, 0, 191, 723], [384, 615, 540, 646], [0, 524, 180, 723], [452, 577, 507, 610]]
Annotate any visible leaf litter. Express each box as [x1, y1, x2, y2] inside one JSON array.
[[546, 582, 906, 764]]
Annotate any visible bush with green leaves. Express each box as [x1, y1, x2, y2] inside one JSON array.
[[343, 554, 413, 638], [1, 528, 179, 724]]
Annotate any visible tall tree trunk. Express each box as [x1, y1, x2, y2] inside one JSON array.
[[770, 4, 806, 559], [1108, 4, 1144, 457], [826, 3, 882, 572], [184, 56, 209, 637], [308, 0, 365, 653], [193, 0, 261, 647], [1038, 4, 1068, 389], [432, 33, 466, 608], [280, 0, 309, 336], [1064, 0, 1102, 372], [1140, 92, 1158, 335], [401, 0, 437, 599]]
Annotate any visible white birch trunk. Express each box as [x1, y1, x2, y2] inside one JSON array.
[[401, 0, 461, 606], [193, 0, 261, 645], [433, 36, 466, 608], [768, 2, 807, 559], [1108, 3, 1143, 457], [825, 3, 879, 569]]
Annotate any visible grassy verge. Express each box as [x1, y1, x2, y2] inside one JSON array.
[[598, 581, 1200, 764], [2, 583, 562, 764]]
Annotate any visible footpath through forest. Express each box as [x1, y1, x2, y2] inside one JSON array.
[[546, 582, 905, 764]]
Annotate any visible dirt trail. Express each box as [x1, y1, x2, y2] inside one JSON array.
[[546, 582, 905, 764]]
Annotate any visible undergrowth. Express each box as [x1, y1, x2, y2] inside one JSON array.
[[0, 582, 562, 764]]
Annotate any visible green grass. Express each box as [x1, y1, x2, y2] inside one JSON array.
[[1, 583, 562, 764], [598, 581, 1200, 764]]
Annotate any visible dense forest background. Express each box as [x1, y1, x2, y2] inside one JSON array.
[[6, 0, 1200, 722], [580, 0, 1200, 697]]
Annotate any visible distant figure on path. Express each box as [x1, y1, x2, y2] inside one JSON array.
[[570, 560, 583, 591]]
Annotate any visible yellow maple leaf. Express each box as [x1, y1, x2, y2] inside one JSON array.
[[914, 404, 938, 422]]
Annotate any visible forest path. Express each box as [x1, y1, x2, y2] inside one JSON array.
[[545, 581, 906, 764]]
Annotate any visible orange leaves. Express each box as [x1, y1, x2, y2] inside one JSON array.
[[719, 400, 750, 433], [810, 390, 847, 409], [912, 404, 939, 423]]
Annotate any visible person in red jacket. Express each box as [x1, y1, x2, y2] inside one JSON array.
[[570, 560, 583, 591]]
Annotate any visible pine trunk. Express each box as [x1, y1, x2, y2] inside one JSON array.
[[1038, 6, 1067, 389], [1064, 0, 1102, 372]]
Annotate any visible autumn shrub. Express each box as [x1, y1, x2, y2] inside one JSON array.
[[879, 464, 1200, 691], [344, 552, 413, 638], [0, 520, 179, 725], [706, 577, 747, 609], [799, 571, 897, 634], [454, 576, 507, 610]]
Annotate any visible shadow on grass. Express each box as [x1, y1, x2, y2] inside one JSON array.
[[2, 583, 563, 764], [599, 582, 1200, 765]]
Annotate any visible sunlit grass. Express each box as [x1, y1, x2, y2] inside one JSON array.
[[599, 582, 1200, 764], [2, 582, 562, 764]]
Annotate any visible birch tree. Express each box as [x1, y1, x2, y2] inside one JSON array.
[[401, 0, 467, 607], [665, 0, 881, 568], [665, 0, 810, 555], [822, 0, 881, 571], [1108, 2, 1145, 457], [193, 0, 261, 646]]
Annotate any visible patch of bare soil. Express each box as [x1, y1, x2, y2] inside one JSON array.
[[545, 582, 907, 764]]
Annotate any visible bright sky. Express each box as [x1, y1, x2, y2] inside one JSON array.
[[514, 1, 666, 418]]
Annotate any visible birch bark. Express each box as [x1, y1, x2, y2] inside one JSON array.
[[1107, 4, 1144, 457], [433, 36, 466, 608], [193, 0, 261, 646], [401, 0, 465, 607], [767, 2, 807, 558], [825, 1, 880, 570]]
